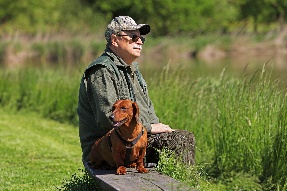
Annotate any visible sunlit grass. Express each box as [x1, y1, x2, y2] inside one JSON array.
[[0, 67, 80, 125], [0, 64, 287, 190], [147, 64, 287, 190], [0, 110, 83, 191]]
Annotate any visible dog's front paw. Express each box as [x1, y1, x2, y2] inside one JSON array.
[[137, 166, 149, 173], [116, 166, 127, 175], [129, 163, 137, 168]]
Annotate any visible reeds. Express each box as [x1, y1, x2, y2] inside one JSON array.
[[0, 35, 105, 66], [0, 67, 80, 125], [147, 64, 287, 190]]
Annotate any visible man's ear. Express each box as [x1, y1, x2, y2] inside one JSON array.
[[110, 34, 118, 47]]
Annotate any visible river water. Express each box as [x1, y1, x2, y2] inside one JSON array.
[[138, 53, 287, 86], [1, 50, 286, 87]]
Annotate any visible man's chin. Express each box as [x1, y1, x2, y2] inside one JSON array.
[[132, 51, 141, 58]]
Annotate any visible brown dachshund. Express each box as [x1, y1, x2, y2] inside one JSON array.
[[90, 99, 148, 175]]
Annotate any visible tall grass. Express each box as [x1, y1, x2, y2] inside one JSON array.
[[147, 64, 287, 190], [213, 67, 284, 174], [0, 67, 80, 125], [0, 64, 286, 190]]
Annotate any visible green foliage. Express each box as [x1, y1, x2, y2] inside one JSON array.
[[1, 0, 286, 36], [0, 41, 8, 62], [0, 67, 80, 125], [0, 0, 64, 33], [232, 0, 287, 32], [0, 0, 102, 34], [147, 64, 287, 189], [223, 172, 262, 191], [58, 170, 98, 191], [156, 148, 203, 189], [82, 0, 238, 35], [261, 115, 287, 190], [211, 65, 287, 181], [1, 64, 287, 190]]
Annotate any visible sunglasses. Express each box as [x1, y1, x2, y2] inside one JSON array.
[[117, 34, 145, 43]]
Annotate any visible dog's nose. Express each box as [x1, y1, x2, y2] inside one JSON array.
[[109, 114, 114, 121]]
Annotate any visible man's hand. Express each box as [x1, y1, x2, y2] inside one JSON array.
[[150, 123, 174, 134]]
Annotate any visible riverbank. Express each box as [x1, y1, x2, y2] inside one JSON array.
[[1, 29, 287, 68], [1, 64, 287, 190]]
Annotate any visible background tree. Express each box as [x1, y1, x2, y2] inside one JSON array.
[[0, 0, 286, 35], [0, 0, 65, 33], [79, 0, 238, 36], [267, 0, 287, 30]]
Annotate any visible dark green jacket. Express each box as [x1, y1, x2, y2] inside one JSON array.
[[77, 48, 159, 162]]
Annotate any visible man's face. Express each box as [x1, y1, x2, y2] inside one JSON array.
[[113, 30, 145, 65]]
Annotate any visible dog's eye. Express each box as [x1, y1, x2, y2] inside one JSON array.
[[120, 107, 127, 111]]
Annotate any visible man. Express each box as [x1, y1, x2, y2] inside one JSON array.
[[78, 16, 195, 167]]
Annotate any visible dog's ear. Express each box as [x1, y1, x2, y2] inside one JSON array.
[[132, 101, 139, 122]]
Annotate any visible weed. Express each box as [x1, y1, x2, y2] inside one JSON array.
[[58, 169, 98, 191]]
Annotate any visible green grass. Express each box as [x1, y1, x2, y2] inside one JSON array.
[[147, 64, 287, 190], [0, 67, 81, 125], [1, 64, 287, 190], [0, 109, 87, 190]]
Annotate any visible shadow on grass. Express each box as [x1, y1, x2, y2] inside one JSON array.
[[57, 169, 99, 191]]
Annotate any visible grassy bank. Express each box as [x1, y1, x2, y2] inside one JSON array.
[[1, 64, 287, 190], [0, 109, 85, 190]]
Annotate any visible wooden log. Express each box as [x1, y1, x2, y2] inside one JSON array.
[[84, 162, 197, 191]]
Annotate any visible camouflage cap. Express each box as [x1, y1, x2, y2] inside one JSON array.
[[105, 16, 150, 43]]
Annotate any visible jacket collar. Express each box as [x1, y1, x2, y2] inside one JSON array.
[[105, 47, 138, 72]]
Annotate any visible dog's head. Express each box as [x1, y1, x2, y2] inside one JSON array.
[[110, 99, 139, 127]]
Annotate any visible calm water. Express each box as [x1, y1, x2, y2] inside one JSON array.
[[139, 54, 287, 85], [2, 52, 286, 86]]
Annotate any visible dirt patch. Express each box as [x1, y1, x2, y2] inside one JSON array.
[[197, 45, 227, 62]]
